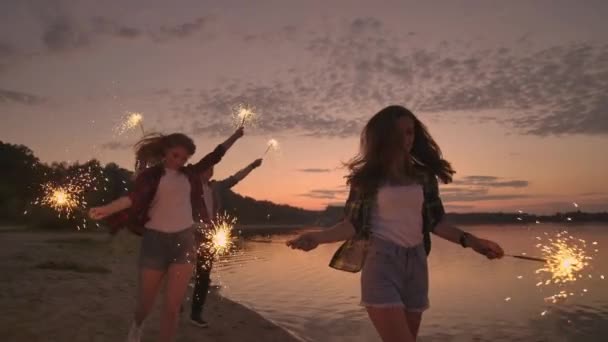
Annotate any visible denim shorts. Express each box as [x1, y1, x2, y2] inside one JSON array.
[[139, 227, 196, 270], [360, 237, 429, 312]]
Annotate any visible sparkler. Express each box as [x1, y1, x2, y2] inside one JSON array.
[[535, 231, 591, 285], [31, 165, 109, 221], [200, 213, 237, 257], [232, 104, 257, 128], [263, 138, 279, 157], [506, 254, 547, 263], [34, 183, 83, 218], [115, 112, 145, 135]]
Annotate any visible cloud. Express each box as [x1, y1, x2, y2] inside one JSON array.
[[157, 17, 207, 40], [441, 187, 530, 202], [302, 19, 608, 136], [0, 89, 46, 105], [442, 175, 530, 202], [115, 26, 142, 39], [299, 188, 349, 200], [174, 81, 367, 138], [170, 17, 607, 138], [297, 168, 332, 173], [444, 204, 476, 211], [100, 141, 133, 151], [35, 13, 210, 53], [42, 16, 90, 51], [0, 41, 15, 58], [452, 176, 529, 188]]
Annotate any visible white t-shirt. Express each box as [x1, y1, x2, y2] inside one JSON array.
[[370, 184, 424, 247], [145, 168, 194, 233]]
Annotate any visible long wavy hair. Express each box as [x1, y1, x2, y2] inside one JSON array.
[[134, 133, 196, 173], [346, 105, 454, 193]]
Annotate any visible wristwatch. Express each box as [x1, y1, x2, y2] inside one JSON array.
[[459, 232, 472, 248]]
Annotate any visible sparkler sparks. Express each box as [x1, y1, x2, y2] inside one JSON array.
[[263, 138, 279, 156], [115, 111, 145, 135], [535, 231, 591, 285], [31, 165, 109, 221], [232, 104, 257, 128], [36, 183, 81, 218], [200, 213, 237, 258], [530, 230, 601, 310]]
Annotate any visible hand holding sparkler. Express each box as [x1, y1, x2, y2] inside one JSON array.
[[88, 206, 113, 220], [466, 235, 505, 259], [251, 158, 263, 168], [286, 232, 320, 252], [88, 196, 132, 220]]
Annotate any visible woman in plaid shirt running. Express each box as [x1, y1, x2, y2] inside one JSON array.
[[288, 105, 504, 342]]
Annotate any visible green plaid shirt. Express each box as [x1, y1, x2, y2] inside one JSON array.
[[329, 166, 446, 273]]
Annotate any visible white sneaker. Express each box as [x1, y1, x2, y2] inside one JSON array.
[[126, 321, 143, 342]]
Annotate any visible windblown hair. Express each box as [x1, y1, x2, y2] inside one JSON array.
[[346, 105, 455, 193], [134, 133, 196, 173]]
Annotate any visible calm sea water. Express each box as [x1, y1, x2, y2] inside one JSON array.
[[214, 224, 608, 342]]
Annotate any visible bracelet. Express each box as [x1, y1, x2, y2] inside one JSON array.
[[459, 232, 472, 248]]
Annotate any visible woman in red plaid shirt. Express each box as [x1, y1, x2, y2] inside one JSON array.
[[89, 128, 243, 342]]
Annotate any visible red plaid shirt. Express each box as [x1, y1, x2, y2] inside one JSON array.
[[105, 145, 226, 235]]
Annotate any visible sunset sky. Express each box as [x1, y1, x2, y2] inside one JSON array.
[[1, 0, 607, 214]]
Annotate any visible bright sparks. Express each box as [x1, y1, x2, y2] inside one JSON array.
[[37, 184, 80, 218], [263, 138, 279, 156], [535, 231, 591, 285], [532, 230, 600, 307], [232, 104, 257, 128], [31, 164, 109, 221], [115, 111, 145, 135], [201, 214, 237, 257]]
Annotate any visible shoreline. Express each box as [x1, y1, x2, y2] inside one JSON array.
[[0, 229, 300, 342]]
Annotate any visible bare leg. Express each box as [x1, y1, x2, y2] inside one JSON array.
[[159, 263, 194, 342], [366, 306, 415, 342], [134, 268, 165, 325], [404, 311, 423, 340]]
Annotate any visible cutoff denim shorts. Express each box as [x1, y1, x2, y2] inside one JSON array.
[[139, 227, 196, 270], [360, 237, 430, 312]]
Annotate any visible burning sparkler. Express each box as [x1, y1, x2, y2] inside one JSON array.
[[31, 164, 109, 221], [263, 138, 279, 157], [35, 183, 82, 218], [232, 104, 257, 128], [535, 231, 591, 285], [200, 213, 237, 257], [528, 230, 600, 309], [115, 111, 145, 135]]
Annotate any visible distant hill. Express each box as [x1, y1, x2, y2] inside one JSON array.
[[315, 205, 608, 226], [221, 189, 322, 225]]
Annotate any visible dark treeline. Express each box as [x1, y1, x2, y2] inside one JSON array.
[[0, 141, 133, 228], [0, 141, 319, 229]]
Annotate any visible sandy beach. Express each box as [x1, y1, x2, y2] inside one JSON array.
[[0, 227, 300, 342]]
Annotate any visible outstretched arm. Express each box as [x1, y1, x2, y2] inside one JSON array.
[[433, 220, 504, 259], [286, 219, 356, 251], [217, 158, 263, 190], [191, 127, 244, 173], [89, 196, 132, 220]]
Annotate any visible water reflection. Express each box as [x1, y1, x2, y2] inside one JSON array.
[[215, 224, 608, 342]]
